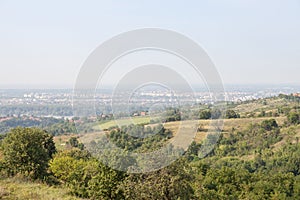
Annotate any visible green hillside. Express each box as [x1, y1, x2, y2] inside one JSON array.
[[1, 94, 300, 199]]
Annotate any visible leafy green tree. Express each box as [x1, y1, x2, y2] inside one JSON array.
[[162, 108, 181, 122], [197, 166, 252, 199], [261, 119, 278, 131], [121, 158, 194, 200], [50, 150, 124, 199], [293, 175, 300, 197], [87, 164, 125, 200], [186, 141, 202, 161], [199, 110, 211, 119], [1, 127, 56, 179], [287, 112, 300, 125], [67, 137, 85, 150], [69, 137, 79, 147], [225, 110, 240, 119], [50, 154, 92, 197]]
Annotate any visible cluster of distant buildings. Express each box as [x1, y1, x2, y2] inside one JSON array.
[[132, 111, 147, 117], [0, 90, 72, 106], [0, 87, 299, 118]]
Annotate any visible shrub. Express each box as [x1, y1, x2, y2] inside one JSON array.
[[261, 119, 278, 131], [287, 112, 300, 125], [1, 127, 56, 179]]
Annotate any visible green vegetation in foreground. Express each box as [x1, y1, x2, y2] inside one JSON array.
[[0, 177, 81, 200], [1, 94, 300, 199]]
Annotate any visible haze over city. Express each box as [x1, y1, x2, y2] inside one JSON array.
[[0, 0, 300, 88]]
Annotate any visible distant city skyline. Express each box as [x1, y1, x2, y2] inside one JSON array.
[[0, 0, 299, 89]]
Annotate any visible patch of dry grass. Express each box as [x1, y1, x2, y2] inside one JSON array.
[[0, 177, 81, 200], [163, 117, 287, 143]]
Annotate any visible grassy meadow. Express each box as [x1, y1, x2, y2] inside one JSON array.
[[0, 177, 81, 200]]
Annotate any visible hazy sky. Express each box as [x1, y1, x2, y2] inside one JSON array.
[[0, 0, 299, 88]]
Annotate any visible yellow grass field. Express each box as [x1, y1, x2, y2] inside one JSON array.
[[163, 117, 287, 143], [0, 178, 80, 200]]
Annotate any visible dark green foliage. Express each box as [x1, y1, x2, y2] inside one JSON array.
[[287, 112, 300, 125], [191, 143, 300, 200], [0, 133, 6, 142], [225, 109, 240, 119], [261, 119, 278, 131], [199, 110, 211, 119], [217, 122, 282, 157], [46, 120, 77, 135], [197, 166, 252, 199], [121, 158, 194, 200], [162, 108, 181, 122], [0, 117, 61, 134], [186, 141, 202, 161], [1, 127, 56, 179], [263, 143, 300, 176], [199, 109, 236, 120], [69, 137, 79, 147], [109, 124, 172, 151], [0, 117, 78, 135], [57, 148, 91, 160], [67, 137, 84, 150], [87, 164, 125, 200], [50, 149, 125, 199]]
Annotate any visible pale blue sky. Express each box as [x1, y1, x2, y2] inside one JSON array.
[[0, 0, 299, 88]]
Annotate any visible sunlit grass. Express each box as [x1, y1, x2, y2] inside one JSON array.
[[94, 116, 156, 130], [0, 177, 81, 200]]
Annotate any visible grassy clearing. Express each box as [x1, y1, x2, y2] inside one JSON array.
[[163, 117, 287, 143], [78, 131, 107, 144], [221, 117, 286, 131], [53, 134, 75, 151], [53, 132, 107, 150], [94, 116, 155, 130], [234, 97, 299, 117], [0, 177, 81, 200]]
